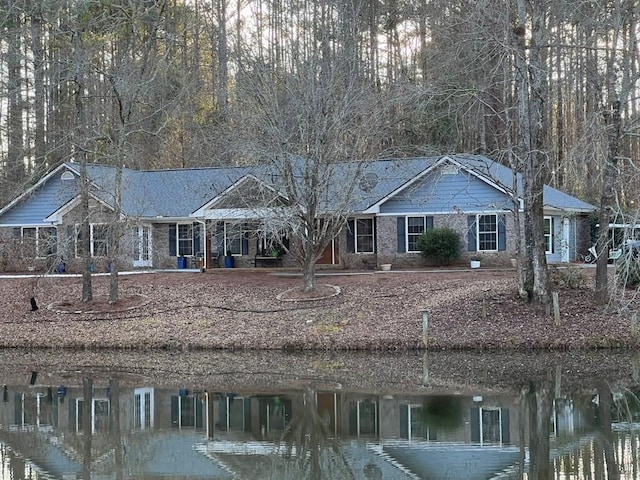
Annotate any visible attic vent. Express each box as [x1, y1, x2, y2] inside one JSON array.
[[359, 172, 379, 192], [442, 164, 459, 175], [61, 171, 75, 181]]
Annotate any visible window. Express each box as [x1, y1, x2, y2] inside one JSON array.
[[544, 217, 554, 254], [178, 224, 193, 256], [407, 216, 428, 252], [134, 388, 154, 430], [21, 227, 56, 258], [73, 224, 111, 257], [480, 407, 502, 444], [400, 405, 436, 441], [355, 218, 374, 253], [349, 399, 378, 437], [171, 392, 204, 429], [132, 225, 152, 267], [477, 214, 497, 251], [72, 398, 110, 433], [224, 222, 243, 255], [92, 224, 109, 257], [15, 393, 57, 428]]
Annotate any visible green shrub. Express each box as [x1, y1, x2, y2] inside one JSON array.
[[417, 228, 461, 265]]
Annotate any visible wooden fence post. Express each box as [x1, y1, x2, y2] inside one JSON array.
[[422, 310, 429, 347], [552, 292, 560, 326]]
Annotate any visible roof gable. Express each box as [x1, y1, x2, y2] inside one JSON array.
[[0, 164, 80, 226]]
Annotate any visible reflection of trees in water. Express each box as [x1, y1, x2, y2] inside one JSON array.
[[273, 387, 355, 480], [526, 379, 553, 479], [522, 376, 631, 479]]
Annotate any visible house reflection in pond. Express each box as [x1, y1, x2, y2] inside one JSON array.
[[0, 382, 609, 479]]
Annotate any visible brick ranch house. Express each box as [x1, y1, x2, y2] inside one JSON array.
[[0, 155, 596, 273]]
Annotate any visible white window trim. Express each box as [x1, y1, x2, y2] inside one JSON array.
[[91, 224, 110, 257], [476, 214, 498, 253], [176, 223, 194, 257], [354, 399, 378, 438], [407, 403, 433, 442], [224, 222, 244, 256], [479, 406, 503, 445], [134, 387, 155, 430], [21, 226, 56, 258], [354, 217, 375, 254], [74, 397, 110, 433], [406, 216, 428, 253], [74, 224, 109, 258], [544, 216, 554, 254], [133, 225, 153, 267]]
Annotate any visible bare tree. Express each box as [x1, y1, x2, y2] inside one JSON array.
[[514, 0, 552, 305], [234, 50, 383, 292], [594, 0, 639, 305]]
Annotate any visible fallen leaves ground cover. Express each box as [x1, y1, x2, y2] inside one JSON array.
[[0, 266, 637, 352]]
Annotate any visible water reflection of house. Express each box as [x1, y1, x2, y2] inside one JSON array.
[[0, 383, 596, 479]]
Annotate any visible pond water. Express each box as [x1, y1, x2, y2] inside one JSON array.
[[0, 349, 638, 479]]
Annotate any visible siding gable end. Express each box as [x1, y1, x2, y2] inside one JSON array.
[[379, 167, 513, 215]]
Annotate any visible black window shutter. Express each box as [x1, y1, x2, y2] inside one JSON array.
[[550, 217, 555, 254], [498, 214, 507, 251], [242, 227, 249, 255], [12, 227, 21, 238], [346, 219, 355, 253], [397, 217, 406, 253], [426, 216, 434, 229], [215, 222, 225, 255], [243, 398, 252, 432], [193, 223, 201, 255], [470, 407, 480, 443], [169, 225, 176, 256], [399, 404, 409, 439], [501, 408, 510, 444], [467, 215, 477, 251], [373, 217, 377, 253], [349, 403, 358, 435]]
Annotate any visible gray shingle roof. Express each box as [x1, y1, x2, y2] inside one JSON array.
[[0, 155, 596, 225]]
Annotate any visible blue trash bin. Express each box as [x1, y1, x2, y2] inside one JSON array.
[[224, 255, 234, 268], [178, 256, 187, 269]]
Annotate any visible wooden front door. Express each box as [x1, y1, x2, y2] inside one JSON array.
[[317, 239, 339, 265]]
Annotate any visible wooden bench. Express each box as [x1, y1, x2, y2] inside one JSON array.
[[253, 255, 283, 268]]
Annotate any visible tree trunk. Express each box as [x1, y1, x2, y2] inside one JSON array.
[[82, 377, 93, 480], [595, 102, 621, 305], [515, 0, 551, 305], [302, 254, 317, 292], [528, 379, 553, 479], [73, 28, 92, 303], [597, 381, 621, 479], [110, 378, 124, 480]]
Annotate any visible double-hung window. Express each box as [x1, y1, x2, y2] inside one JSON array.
[[177, 224, 194, 256], [21, 227, 56, 258], [73, 224, 110, 257], [355, 218, 374, 253], [544, 217, 554, 254], [477, 214, 498, 251], [224, 222, 243, 255], [92, 224, 110, 257], [407, 216, 428, 252]]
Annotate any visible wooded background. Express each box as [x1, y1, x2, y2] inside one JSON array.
[[1, 0, 639, 212]]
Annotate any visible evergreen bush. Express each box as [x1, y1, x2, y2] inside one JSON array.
[[417, 228, 461, 265]]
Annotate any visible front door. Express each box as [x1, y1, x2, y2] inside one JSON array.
[[132, 225, 152, 267], [317, 238, 339, 265]]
